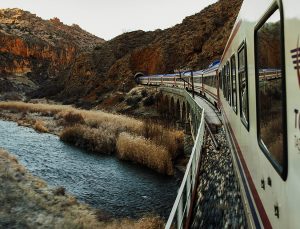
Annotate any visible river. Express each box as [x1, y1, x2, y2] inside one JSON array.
[[0, 120, 180, 219]]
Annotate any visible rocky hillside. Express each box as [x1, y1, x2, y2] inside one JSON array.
[[0, 0, 243, 107], [0, 8, 104, 99]]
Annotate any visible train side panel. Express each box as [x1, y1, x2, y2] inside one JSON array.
[[283, 0, 300, 227]]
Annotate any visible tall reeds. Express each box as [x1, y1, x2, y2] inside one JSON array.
[[0, 101, 184, 175], [116, 133, 174, 175]]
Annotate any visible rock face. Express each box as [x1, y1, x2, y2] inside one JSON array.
[[0, 0, 243, 106], [0, 8, 104, 97]]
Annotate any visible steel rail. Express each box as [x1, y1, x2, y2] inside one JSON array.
[[205, 121, 220, 150]]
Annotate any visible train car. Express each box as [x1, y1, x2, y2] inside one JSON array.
[[197, 61, 220, 107], [215, 0, 299, 228]]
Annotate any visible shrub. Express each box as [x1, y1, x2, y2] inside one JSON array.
[[116, 132, 174, 175], [62, 111, 85, 125], [53, 186, 66, 196], [141, 89, 148, 97], [125, 96, 141, 106], [143, 95, 155, 107], [33, 120, 48, 133], [60, 125, 117, 154]]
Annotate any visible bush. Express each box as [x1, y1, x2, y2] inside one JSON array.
[[116, 132, 174, 175], [126, 96, 141, 106], [60, 125, 117, 154], [33, 120, 48, 133], [143, 95, 155, 107], [141, 89, 148, 97], [63, 111, 85, 125], [53, 186, 66, 196]]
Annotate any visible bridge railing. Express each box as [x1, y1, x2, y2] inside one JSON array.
[[165, 91, 205, 229]]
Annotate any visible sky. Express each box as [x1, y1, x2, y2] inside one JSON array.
[[0, 0, 217, 40]]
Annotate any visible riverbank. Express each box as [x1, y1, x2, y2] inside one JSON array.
[[0, 149, 164, 228], [0, 101, 184, 175]]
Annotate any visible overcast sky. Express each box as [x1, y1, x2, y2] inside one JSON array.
[[0, 0, 217, 40]]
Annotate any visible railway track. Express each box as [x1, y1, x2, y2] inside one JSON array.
[[190, 125, 247, 228]]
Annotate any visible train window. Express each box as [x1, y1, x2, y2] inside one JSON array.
[[226, 62, 231, 104], [200, 74, 203, 86], [223, 67, 226, 97], [224, 65, 227, 99], [231, 55, 238, 113], [255, 6, 286, 173], [221, 69, 224, 94], [238, 42, 249, 129], [219, 72, 221, 90], [224, 65, 228, 100]]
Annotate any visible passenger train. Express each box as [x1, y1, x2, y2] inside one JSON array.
[[137, 0, 300, 228]]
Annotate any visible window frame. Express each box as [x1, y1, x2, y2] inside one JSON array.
[[238, 41, 250, 131], [231, 54, 238, 114], [218, 71, 222, 90], [222, 67, 226, 98], [254, 2, 287, 180]]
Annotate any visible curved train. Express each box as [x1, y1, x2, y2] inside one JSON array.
[[137, 0, 300, 228]]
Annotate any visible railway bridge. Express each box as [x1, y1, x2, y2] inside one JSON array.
[[157, 87, 203, 140]]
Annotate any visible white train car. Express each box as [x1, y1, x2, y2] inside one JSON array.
[[197, 61, 219, 107], [218, 0, 300, 228]]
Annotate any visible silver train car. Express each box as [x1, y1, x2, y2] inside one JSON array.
[[137, 0, 300, 228]]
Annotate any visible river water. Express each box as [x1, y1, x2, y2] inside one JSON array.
[[0, 120, 180, 218]]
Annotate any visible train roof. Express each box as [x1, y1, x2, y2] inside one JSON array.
[[136, 60, 220, 78]]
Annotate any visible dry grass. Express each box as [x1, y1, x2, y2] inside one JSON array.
[[0, 101, 143, 133], [105, 216, 165, 229], [142, 121, 184, 159], [33, 120, 48, 133], [61, 111, 85, 125], [0, 101, 71, 116], [0, 101, 184, 175], [117, 133, 174, 175], [60, 124, 117, 154]]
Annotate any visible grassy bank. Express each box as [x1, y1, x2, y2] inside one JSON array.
[[0, 101, 184, 175], [0, 149, 164, 229]]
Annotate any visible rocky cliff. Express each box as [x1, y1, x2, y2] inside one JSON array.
[[0, 8, 104, 99], [0, 0, 243, 107]]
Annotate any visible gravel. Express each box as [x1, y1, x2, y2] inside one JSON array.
[[191, 127, 247, 228]]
